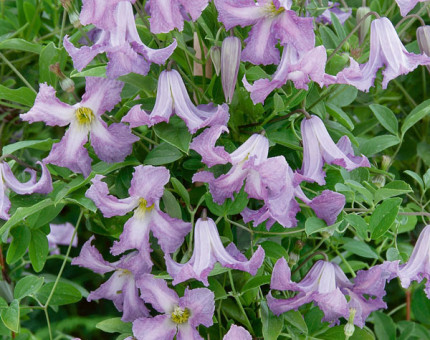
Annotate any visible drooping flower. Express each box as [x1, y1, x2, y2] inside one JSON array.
[[417, 26, 430, 73], [165, 216, 265, 286], [296, 115, 370, 186], [145, 0, 210, 34], [221, 36, 242, 103], [20, 77, 138, 177], [214, 0, 315, 65], [86, 165, 191, 266], [223, 325, 252, 340], [395, 0, 427, 16], [47, 222, 77, 254], [64, 1, 177, 79], [315, 2, 352, 25], [72, 236, 150, 322], [243, 45, 329, 104], [331, 17, 430, 92], [0, 161, 52, 220], [133, 274, 214, 340], [122, 69, 229, 133]]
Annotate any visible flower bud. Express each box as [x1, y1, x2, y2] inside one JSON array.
[[381, 155, 391, 171], [288, 252, 299, 266], [372, 175, 385, 188], [344, 322, 355, 338], [60, 78, 75, 93], [417, 26, 430, 73], [357, 7, 371, 45], [210, 46, 221, 76], [60, 0, 80, 27], [221, 36, 241, 104]]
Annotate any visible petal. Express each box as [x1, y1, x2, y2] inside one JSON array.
[[177, 0, 209, 21], [47, 222, 77, 248], [0, 176, 11, 220], [177, 324, 203, 340], [148, 0, 184, 33], [395, 0, 424, 16], [20, 83, 74, 126], [63, 35, 107, 72], [267, 291, 314, 316], [270, 257, 301, 291], [121, 277, 149, 322], [214, 0, 267, 30], [206, 164, 248, 204], [223, 325, 252, 340], [133, 39, 177, 64], [132, 315, 177, 340], [106, 43, 151, 79], [347, 290, 386, 328], [71, 236, 114, 274], [85, 175, 138, 218], [307, 190, 345, 226], [136, 273, 179, 314], [314, 288, 349, 325], [242, 75, 279, 105], [353, 261, 399, 298], [129, 165, 170, 205], [179, 287, 214, 328], [80, 0, 136, 30], [2, 161, 52, 195]]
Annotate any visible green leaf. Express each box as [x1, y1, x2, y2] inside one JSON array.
[[162, 189, 182, 219], [273, 93, 284, 113], [153, 117, 192, 154], [204, 188, 249, 217], [37, 282, 82, 306], [326, 103, 354, 130], [386, 248, 401, 261], [6, 226, 31, 265], [360, 135, 400, 156], [28, 229, 49, 273], [401, 99, 430, 137], [344, 214, 368, 240], [26, 202, 65, 229], [343, 239, 378, 259], [261, 301, 283, 340], [320, 325, 375, 340], [96, 318, 132, 334], [305, 217, 327, 236], [373, 311, 396, 340], [171, 177, 190, 206], [330, 11, 346, 40], [241, 275, 271, 293], [70, 65, 107, 78], [1, 300, 19, 333], [412, 288, 430, 326], [39, 42, 62, 85], [2, 139, 55, 155], [144, 142, 183, 165], [404, 170, 424, 190], [424, 168, 430, 190], [370, 198, 402, 239], [284, 310, 308, 334], [0, 84, 36, 106], [374, 180, 412, 203], [14, 275, 44, 300], [370, 104, 398, 135], [0, 38, 42, 54], [260, 241, 289, 260]]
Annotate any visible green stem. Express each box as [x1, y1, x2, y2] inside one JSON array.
[[0, 52, 37, 93], [58, 8, 67, 48], [332, 247, 356, 277], [228, 270, 254, 335]]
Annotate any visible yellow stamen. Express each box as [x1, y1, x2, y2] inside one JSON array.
[[135, 198, 155, 216], [265, 1, 285, 16], [171, 306, 190, 324], [75, 107, 95, 125]]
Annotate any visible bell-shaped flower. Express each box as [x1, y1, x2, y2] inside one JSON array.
[[224, 325, 252, 340], [0, 161, 52, 220], [165, 216, 265, 286], [395, 0, 426, 16], [243, 45, 329, 104], [133, 274, 214, 340], [221, 36, 242, 103], [64, 1, 177, 79], [122, 69, 229, 133], [417, 26, 430, 73], [296, 115, 370, 186], [145, 0, 209, 34], [332, 17, 430, 92], [86, 165, 191, 266], [47, 222, 77, 255], [214, 0, 315, 65], [72, 236, 150, 322], [20, 77, 138, 177]]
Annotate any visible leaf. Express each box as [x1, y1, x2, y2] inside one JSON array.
[[0, 38, 42, 54], [28, 229, 49, 273], [401, 99, 430, 137], [260, 241, 289, 260], [14, 275, 44, 300], [162, 189, 182, 219], [319, 325, 375, 340], [404, 170, 424, 190], [96, 318, 132, 334], [153, 117, 192, 154], [204, 188, 249, 217], [343, 239, 378, 259], [344, 214, 368, 240], [144, 142, 183, 165], [37, 282, 82, 306], [412, 288, 430, 326], [2, 139, 55, 155], [360, 135, 400, 156], [261, 301, 283, 340], [326, 103, 354, 130], [305, 217, 327, 236], [284, 310, 308, 334], [370, 104, 398, 135], [241, 275, 271, 293], [0, 84, 36, 106], [70, 65, 107, 78], [370, 198, 402, 239], [424, 168, 430, 190], [6, 226, 31, 265], [386, 248, 401, 261], [374, 180, 412, 203], [373, 311, 396, 340], [39, 42, 61, 85], [0, 300, 19, 333], [171, 178, 190, 207]]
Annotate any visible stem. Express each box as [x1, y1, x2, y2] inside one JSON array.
[[44, 308, 53, 340], [398, 5, 429, 36], [395, 14, 426, 28], [0, 52, 37, 93], [388, 302, 407, 316], [58, 8, 67, 48], [406, 289, 411, 321], [292, 251, 329, 276], [228, 270, 254, 335], [332, 247, 356, 277]]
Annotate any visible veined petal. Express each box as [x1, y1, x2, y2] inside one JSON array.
[[307, 190, 345, 226], [132, 315, 177, 340], [106, 43, 151, 79], [179, 287, 214, 328], [176, 324, 202, 340], [85, 175, 138, 218], [0, 175, 11, 220], [129, 165, 170, 205], [267, 290, 314, 316], [315, 289, 349, 325], [178, 0, 209, 21], [63, 35, 108, 72], [395, 0, 426, 17], [20, 83, 74, 126], [72, 236, 115, 274], [270, 257, 301, 291], [148, 0, 185, 33], [80, 0, 136, 30], [230, 134, 269, 165], [133, 39, 177, 65], [223, 325, 252, 340], [47, 222, 77, 249], [2, 161, 52, 195], [121, 277, 149, 322], [214, 0, 267, 30]]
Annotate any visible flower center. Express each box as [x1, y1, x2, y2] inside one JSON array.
[[136, 198, 155, 216], [265, 1, 285, 16], [171, 306, 190, 324], [75, 107, 95, 125]]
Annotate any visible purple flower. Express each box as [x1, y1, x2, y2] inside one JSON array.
[[395, 0, 426, 16], [86, 165, 191, 266], [122, 69, 229, 133], [316, 2, 352, 25], [72, 236, 150, 322], [165, 216, 265, 286], [224, 325, 252, 340], [0, 161, 52, 220], [20, 77, 138, 177], [243, 45, 329, 104], [64, 1, 177, 79], [331, 17, 430, 92], [47, 222, 77, 254], [214, 0, 315, 65], [296, 115, 370, 186], [146, 0, 209, 34], [133, 274, 214, 340], [221, 36, 242, 103]]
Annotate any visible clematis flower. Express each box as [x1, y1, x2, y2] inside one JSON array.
[[224, 325, 252, 340], [395, 0, 426, 16], [133, 274, 214, 340], [316, 2, 352, 25], [86, 165, 191, 266], [0, 161, 52, 220], [20, 77, 138, 177], [165, 216, 265, 286], [146, 0, 209, 34], [243, 45, 329, 104], [398, 225, 430, 297], [296, 115, 370, 186], [47, 222, 77, 254], [72, 236, 150, 322], [221, 36, 242, 103], [214, 0, 315, 65], [331, 17, 430, 92], [64, 1, 177, 79], [122, 69, 229, 133]]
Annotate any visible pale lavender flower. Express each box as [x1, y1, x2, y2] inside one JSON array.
[[316, 2, 351, 25], [296, 115, 370, 186], [221, 36, 242, 103], [64, 1, 177, 79], [0, 161, 52, 220], [417, 26, 430, 73], [214, 0, 315, 65], [165, 216, 265, 286], [20, 77, 138, 177], [146, 0, 210, 34], [47, 222, 77, 254], [243, 45, 329, 104], [122, 69, 229, 133], [133, 274, 214, 340], [72, 236, 150, 322], [224, 325, 252, 340], [86, 165, 191, 266], [331, 17, 430, 92], [395, 0, 427, 16]]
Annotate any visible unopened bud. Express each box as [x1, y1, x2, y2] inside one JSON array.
[[288, 252, 299, 266], [344, 323, 355, 338], [357, 7, 371, 45], [221, 36, 241, 104], [372, 175, 386, 188], [210, 46, 221, 76], [60, 78, 75, 93], [61, 0, 80, 27], [417, 26, 430, 73], [381, 155, 391, 171]]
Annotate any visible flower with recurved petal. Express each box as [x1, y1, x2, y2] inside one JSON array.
[[20, 77, 138, 177], [224, 325, 252, 339], [395, 0, 426, 16], [133, 274, 214, 340], [47, 222, 77, 254]]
